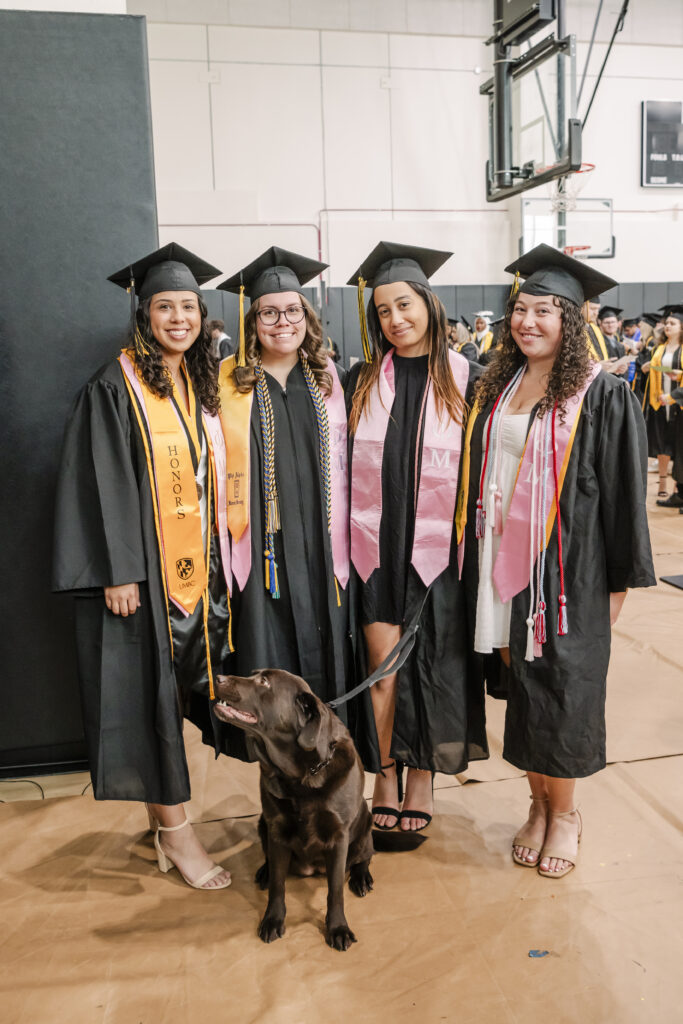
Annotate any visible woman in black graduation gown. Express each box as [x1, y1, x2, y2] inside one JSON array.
[[345, 242, 488, 832], [641, 307, 683, 503], [53, 244, 232, 890], [461, 244, 655, 878], [215, 247, 376, 765]]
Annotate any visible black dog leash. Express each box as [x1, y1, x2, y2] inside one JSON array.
[[327, 585, 432, 710]]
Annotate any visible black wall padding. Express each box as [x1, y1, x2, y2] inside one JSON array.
[[0, 12, 158, 775]]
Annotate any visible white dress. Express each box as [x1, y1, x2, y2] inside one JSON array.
[[474, 413, 529, 653], [661, 349, 674, 421]]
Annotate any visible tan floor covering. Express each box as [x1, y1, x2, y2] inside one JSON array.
[[2, 477, 682, 1024]]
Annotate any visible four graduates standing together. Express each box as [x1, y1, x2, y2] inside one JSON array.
[[53, 238, 655, 890]]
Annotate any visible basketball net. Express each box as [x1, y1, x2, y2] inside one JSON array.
[[548, 162, 596, 213]]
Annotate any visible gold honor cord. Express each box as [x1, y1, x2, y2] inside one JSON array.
[[357, 276, 373, 363]]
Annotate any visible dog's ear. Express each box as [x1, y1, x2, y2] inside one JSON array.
[[295, 691, 324, 752]]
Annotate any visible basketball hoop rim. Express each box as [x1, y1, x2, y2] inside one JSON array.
[[574, 162, 596, 174]]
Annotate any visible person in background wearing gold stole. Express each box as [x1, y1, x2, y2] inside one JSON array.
[[460, 245, 655, 878], [53, 244, 232, 890]]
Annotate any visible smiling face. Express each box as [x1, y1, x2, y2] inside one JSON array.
[[255, 290, 307, 359], [510, 292, 564, 364], [148, 291, 202, 359], [373, 281, 429, 356], [600, 315, 619, 337]]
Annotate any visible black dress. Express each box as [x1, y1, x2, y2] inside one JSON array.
[[346, 355, 489, 775], [644, 345, 682, 458], [221, 362, 378, 767], [463, 371, 656, 779], [52, 360, 231, 804]]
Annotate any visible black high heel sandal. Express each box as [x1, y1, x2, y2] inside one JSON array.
[[372, 760, 404, 830], [399, 770, 434, 832]]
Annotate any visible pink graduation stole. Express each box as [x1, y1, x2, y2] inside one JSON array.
[[492, 362, 601, 603], [350, 348, 469, 587], [226, 357, 349, 593]]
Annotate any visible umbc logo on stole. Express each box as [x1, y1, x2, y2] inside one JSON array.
[[176, 558, 195, 580]]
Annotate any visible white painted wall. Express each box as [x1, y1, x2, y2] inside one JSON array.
[[127, 0, 683, 286], [0, 2, 125, 11]]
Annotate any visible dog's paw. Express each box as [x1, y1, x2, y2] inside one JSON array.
[[348, 867, 373, 898], [258, 914, 285, 943], [254, 861, 269, 890], [325, 924, 357, 952]]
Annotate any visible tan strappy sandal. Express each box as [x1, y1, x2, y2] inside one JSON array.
[[154, 818, 232, 890], [512, 795, 548, 867], [538, 808, 582, 878]]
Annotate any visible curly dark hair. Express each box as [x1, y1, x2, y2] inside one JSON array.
[[474, 294, 592, 418], [232, 294, 332, 395], [348, 281, 467, 434], [131, 294, 220, 415]]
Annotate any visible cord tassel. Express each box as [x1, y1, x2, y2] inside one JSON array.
[[266, 495, 281, 533], [525, 616, 535, 661], [237, 283, 246, 367], [357, 276, 373, 363], [493, 488, 503, 535], [534, 601, 547, 645], [558, 593, 568, 635], [475, 499, 485, 539]]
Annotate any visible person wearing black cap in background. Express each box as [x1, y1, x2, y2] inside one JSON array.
[[447, 317, 479, 361], [52, 244, 233, 890], [641, 305, 683, 503], [459, 243, 654, 878], [622, 316, 642, 351], [214, 248, 375, 764], [346, 242, 488, 833]]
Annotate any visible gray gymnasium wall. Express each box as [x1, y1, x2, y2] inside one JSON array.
[[0, 11, 158, 775]]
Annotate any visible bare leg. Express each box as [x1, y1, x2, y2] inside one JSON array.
[[539, 776, 580, 874], [512, 772, 549, 865], [147, 802, 231, 888], [364, 621, 401, 828], [658, 453, 670, 495]]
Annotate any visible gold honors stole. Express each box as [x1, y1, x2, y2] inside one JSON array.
[[118, 351, 207, 616], [585, 323, 608, 362], [217, 355, 252, 542]]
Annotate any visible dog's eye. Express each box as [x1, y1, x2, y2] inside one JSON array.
[[258, 675, 271, 689]]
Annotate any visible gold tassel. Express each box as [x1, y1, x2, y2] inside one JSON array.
[[238, 283, 246, 367], [357, 276, 373, 363], [266, 495, 281, 534], [334, 576, 341, 608], [509, 271, 520, 301]]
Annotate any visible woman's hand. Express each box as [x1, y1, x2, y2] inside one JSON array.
[[658, 393, 674, 406], [104, 583, 141, 616], [641, 361, 651, 373], [609, 590, 627, 626]]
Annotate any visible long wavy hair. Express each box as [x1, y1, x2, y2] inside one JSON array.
[[132, 294, 220, 414], [232, 293, 332, 395], [474, 294, 591, 418], [348, 281, 467, 434]]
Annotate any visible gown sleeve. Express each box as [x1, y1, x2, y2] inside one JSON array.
[[594, 379, 656, 592], [52, 375, 148, 593]]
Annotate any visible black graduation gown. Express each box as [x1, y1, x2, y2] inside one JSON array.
[[345, 356, 489, 775], [603, 334, 625, 359], [221, 362, 378, 767], [52, 360, 231, 804], [644, 344, 682, 458], [463, 371, 656, 779]]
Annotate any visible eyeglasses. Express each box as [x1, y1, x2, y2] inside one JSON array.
[[257, 305, 306, 326]]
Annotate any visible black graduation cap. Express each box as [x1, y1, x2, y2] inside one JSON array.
[[346, 241, 452, 290], [622, 316, 640, 328], [659, 303, 683, 322], [218, 246, 327, 301], [460, 316, 472, 331], [598, 305, 623, 320], [447, 317, 458, 326], [641, 312, 660, 326], [108, 242, 222, 301], [504, 243, 617, 306]]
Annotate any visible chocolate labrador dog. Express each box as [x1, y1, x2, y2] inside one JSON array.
[[213, 669, 374, 951]]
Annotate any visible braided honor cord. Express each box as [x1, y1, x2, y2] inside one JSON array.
[[298, 349, 332, 537], [255, 358, 281, 598]]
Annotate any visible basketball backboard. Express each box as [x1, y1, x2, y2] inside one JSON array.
[[521, 195, 615, 259]]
